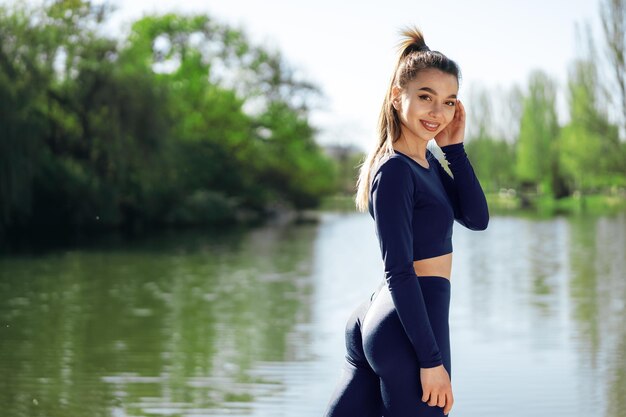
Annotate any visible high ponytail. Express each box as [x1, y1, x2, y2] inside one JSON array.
[[397, 26, 430, 57], [354, 26, 461, 212]]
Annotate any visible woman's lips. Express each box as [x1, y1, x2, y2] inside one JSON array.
[[420, 120, 440, 132]]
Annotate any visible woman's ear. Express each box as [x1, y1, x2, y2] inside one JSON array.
[[391, 86, 401, 110]]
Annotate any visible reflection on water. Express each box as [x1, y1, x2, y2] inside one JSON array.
[[0, 224, 319, 417], [0, 212, 625, 417]]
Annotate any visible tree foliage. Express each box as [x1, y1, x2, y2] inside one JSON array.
[[464, 85, 516, 192], [514, 70, 563, 195], [559, 58, 623, 193], [463, 64, 625, 201], [600, 0, 626, 136], [0, 1, 336, 240]]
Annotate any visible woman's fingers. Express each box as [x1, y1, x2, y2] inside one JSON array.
[[458, 99, 466, 121], [455, 101, 465, 122], [422, 390, 437, 405], [420, 366, 453, 413], [423, 390, 454, 415], [437, 393, 446, 408], [443, 391, 454, 415]]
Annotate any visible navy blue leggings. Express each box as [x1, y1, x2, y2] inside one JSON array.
[[324, 276, 452, 417]]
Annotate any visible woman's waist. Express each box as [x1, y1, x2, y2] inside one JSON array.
[[412, 252, 452, 280]]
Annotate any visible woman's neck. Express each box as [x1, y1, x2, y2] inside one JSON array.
[[393, 132, 429, 162]]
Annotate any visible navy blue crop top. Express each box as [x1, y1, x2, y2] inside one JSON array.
[[367, 142, 489, 368]]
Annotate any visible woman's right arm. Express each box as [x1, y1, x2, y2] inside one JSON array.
[[370, 158, 443, 368], [372, 157, 453, 415]]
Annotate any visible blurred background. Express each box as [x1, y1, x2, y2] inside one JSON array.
[[1, 0, 625, 416]]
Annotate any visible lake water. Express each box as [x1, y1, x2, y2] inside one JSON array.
[[1, 211, 625, 417]]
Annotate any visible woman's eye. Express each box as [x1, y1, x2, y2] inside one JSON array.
[[419, 95, 432, 101], [446, 101, 456, 107]]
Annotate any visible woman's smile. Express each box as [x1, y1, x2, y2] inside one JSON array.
[[420, 120, 440, 132]]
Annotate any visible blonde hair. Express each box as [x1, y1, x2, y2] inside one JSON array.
[[354, 26, 461, 212]]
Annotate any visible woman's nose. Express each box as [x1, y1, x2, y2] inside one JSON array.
[[428, 102, 443, 118]]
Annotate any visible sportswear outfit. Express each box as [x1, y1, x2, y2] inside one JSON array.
[[323, 143, 489, 417]]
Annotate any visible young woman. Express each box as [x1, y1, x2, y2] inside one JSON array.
[[323, 27, 489, 417]]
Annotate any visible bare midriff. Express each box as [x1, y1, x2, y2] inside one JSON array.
[[413, 252, 452, 280]]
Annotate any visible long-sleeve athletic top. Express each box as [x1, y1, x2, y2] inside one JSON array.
[[367, 142, 489, 368]]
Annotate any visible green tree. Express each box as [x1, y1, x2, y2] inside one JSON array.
[[253, 101, 336, 209], [559, 59, 622, 193], [0, 0, 123, 234], [465, 138, 516, 192], [515, 71, 565, 197], [121, 13, 333, 213], [464, 85, 517, 192], [0, 2, 336, 242], [600, 0, 626, 137]]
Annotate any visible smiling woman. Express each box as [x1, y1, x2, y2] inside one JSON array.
[[391, 68, 460, 164], [323, 26, 489, 417]]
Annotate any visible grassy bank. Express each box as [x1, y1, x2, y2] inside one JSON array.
[[320, 193, 626, 217], [487, 192, 626, 216]]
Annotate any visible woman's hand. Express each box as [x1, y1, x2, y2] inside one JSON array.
[[434, 99, 466, 147], [420, 364, 454, 415]]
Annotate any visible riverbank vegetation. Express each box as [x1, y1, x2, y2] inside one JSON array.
[[0, 1, 336, 243]]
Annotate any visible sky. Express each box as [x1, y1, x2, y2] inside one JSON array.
[[104, 1, 603, 150]]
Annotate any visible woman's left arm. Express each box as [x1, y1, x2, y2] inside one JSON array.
[[435, 143, 489, 231], [434, 99, 489, 230]]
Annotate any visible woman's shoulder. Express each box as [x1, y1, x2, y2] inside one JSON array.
[[372, 153, 414, 180], [369, 154, 417, 199]]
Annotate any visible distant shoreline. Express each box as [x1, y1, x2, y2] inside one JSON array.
[[320, 193, 626, 217]]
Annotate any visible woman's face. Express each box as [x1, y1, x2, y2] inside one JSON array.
[[392, 68, 459, 143]]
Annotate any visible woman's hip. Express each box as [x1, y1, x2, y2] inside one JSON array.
[[361, 277, 452, 376]]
